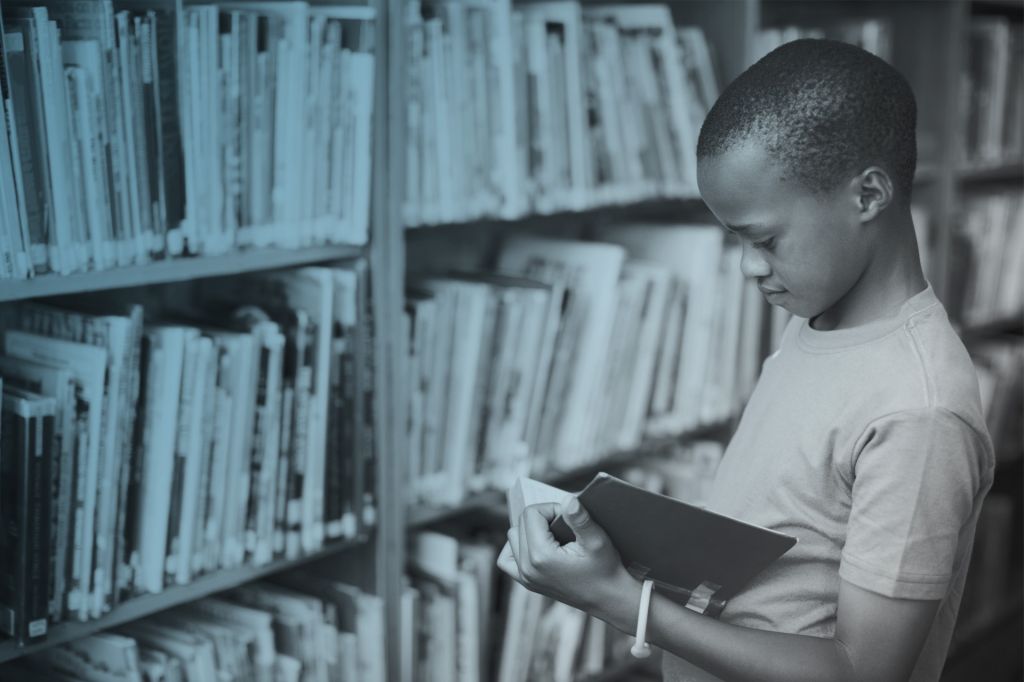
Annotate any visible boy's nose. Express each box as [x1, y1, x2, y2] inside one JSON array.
[[740, 242, 771, 279]]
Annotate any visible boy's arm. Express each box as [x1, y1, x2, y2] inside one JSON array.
[[600, 569, 939, 682], [499, 501, 939, 682]]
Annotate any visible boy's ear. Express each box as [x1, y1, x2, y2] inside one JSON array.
[[852, 166, 893, 222]]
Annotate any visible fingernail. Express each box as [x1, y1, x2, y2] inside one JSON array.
[[567, 497, 580, 515]]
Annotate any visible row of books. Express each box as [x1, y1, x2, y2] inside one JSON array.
[[753, 18, 893, 65], [0, 260, 377, 644], [973, 342, 1023, 465], [0, 1, 375, 280], [954, 190, 1023, 326], [962, 16, 1023, 164], [953, 492, 1020, 646], [0, 577, 386, 682], [404, 441, 724, 682], [402, 227, 763, 508], [402, 1, 719, 227]]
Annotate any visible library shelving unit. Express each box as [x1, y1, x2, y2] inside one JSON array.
[[0, 0, 410, 678], [1, 0, 1019, 680], [394, 0, 1021, 680]]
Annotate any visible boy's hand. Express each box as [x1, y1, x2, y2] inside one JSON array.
[[496, 498, 639, 619]]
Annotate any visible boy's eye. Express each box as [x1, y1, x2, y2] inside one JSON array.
[[754, 237, 776, 251]]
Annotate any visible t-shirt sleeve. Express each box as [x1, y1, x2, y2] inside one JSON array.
[[839, 407, 992, 600]]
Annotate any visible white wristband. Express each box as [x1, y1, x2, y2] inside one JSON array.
[[630, 579, 655, 659]]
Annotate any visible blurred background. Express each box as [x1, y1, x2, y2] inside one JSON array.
[[0, 0, 1019, 681]]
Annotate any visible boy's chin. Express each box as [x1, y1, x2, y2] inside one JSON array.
[[769, 296, 812, 319]]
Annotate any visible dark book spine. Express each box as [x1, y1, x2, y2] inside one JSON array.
[[323, 337, 344, 537], [154, 8, 184, 227], [358, 265, 376, 531], [47, 404, 61, 623], [0, 406, 20, 638], [139, 13, 163, 244], [121, 333, 152, 600], [3, 24, 51, 273], [245, 342, 271, 556], [111, 308, 144, 604], [0, 402, 53, 644], [338, 343, 358, 538], [25, 411, 53, 643], [164, 451, 186, 582]]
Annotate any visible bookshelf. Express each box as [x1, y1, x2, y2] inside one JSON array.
[[408, 419, 734, 529], [0, 0, 1019, 680], [0, 245, 365, 303], [393, 0, 1021, 680], [0, 0, 405, 679], [0, 537, 366, 665]]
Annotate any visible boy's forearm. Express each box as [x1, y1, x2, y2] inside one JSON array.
[[596, 576, 855, 682]]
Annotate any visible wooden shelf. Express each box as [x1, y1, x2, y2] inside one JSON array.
[[0, 536, 369, 665], [405, 196, 708, 233], [957, 313, 1024, 343], [957, 159, 1024, 184], [408, 419, 734, 528], [914, 164, 941, 184], [0, 244, 365, 303]]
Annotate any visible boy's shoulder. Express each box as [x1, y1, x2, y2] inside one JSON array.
[[778, 289, 988, 437]]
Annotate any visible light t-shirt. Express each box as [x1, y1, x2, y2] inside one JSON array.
[[662, 285, 995, 682]]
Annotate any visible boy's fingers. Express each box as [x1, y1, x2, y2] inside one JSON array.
[[496, 541, 522, 581], [524, 502, 562, 522], [523, 504, 562, 553], [507, 527, 520, 561]]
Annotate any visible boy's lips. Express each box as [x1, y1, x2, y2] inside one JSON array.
[[758, 284, 786, 295]]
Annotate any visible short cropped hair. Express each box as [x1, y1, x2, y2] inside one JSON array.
[[697, 39, 917, 197]]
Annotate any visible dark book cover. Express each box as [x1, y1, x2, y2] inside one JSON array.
[[548, 473, 797, 617], [0, 388, 55, 645]]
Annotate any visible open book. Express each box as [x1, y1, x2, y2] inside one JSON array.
[[508, 473, 797, 617]]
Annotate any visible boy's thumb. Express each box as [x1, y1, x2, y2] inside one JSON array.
[[563, 496, 595, 540]]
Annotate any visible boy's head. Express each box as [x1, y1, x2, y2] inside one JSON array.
[[696, 39, 919, 321]]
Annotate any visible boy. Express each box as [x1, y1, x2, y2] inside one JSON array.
[[497, 39, 994, 682]]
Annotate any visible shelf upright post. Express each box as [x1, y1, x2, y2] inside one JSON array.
[[373, 0, 410, 679], [934, 0, 970, 307]]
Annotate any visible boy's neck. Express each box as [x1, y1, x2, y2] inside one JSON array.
[[810, 207, 928, 332]]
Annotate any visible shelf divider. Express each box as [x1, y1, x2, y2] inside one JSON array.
[[0, 244, 364, 303], [408, 419, 734, 528], [0, 537, 369, 665]]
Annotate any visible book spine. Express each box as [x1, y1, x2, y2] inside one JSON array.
[[323, 336, 345, 539], [245, 338, 271, 561], [358, 265, 376, 530], [25, 409, 53, 642], [275, 385, 294, 557], [0, 399, 53, 644], [165, 336, 198, 583]]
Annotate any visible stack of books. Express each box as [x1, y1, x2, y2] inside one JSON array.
[[0, 577, 386, 682], [973, 343, 1023, 465], [754, 18, 892, 64], [402, 0, 719, 226], [0, 260, 376, 644], [955, 190, 1023, 326], [962, 16, 1023, 164], [0, 1, 375, 280], [953, 492, 1019, 645], [403, 228, 763, 508], [403, 441, 724, 682]]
